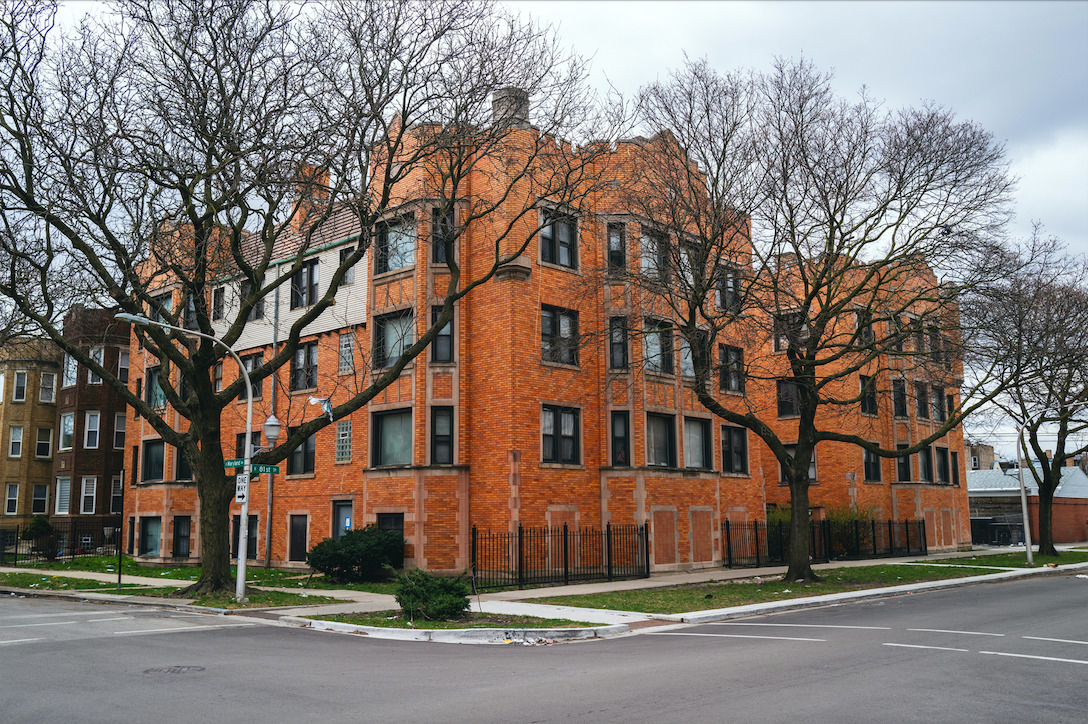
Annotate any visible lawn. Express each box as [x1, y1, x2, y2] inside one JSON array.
[[310, 611, 596, 630], [914, 550, 1088, 568], [16, 555, 314, 584], [532, 564, 1000, 615], [0, 571, 164, 591]]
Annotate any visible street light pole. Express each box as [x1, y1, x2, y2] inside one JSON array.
[[116, 312, 257, 600]]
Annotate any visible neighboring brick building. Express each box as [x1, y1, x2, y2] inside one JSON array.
[[124, 90, 970, 570]]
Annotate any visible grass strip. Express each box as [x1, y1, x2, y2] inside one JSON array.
[[0, 571, 157, 591], [310, 610, 596, 630], [912, 551, 1088, 568]]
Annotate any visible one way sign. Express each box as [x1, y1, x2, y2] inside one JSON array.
[[235, 473, 249, 504]]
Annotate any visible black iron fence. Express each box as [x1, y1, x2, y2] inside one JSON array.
[[472, 523, 649, 589], [0, 518, 124, 566], [723, 518, 927, 568]]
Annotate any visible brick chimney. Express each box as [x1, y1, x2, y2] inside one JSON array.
[[492, 87, 530, 129]]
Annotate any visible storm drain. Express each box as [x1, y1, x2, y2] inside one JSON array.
[[143, 666, 206, 675]]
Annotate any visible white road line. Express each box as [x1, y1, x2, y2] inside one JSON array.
[[980, 651, 1088, 666], [0, 638, 43, 645], [114, 623, 256, 636], [649, 632, 825, 642], [87, 617, 129, 622], [0, 611, 127, 620], [1023, 636, 1088, 646], [0, 621, 78, 629], [907, 628, 1004, 637], [884, 643, 968, 652], [712, 622, 891, 630]]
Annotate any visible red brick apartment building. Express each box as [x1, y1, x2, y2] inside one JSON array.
[[124, 92, 970, 571]]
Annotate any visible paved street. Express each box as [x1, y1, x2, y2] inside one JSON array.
[[3, 573, 1086, 723]]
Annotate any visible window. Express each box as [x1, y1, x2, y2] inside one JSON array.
[[181, 294, 198, 330], [431, 308, 453, 363], [375, 311, 414, 368], [892, 379, 908, 417], [780, 444, 817, 483], [117, 354, 129, 384], [239, 354, 263, 401], [110, 476, 122, 514], [541, 306, 578, 366], [62, 353, 78, 387], [609, 317, 628, 369], [542, 405, 580, 464], [856, 311, 875, 344], [777, 380, 800, 417], [540, 210, 577, 269], [683, 418, 712, 469], [915, 382, 930, 419], [716, 266, 741, 313], [32, 484, 48, 514], [83, 412, 100, 449], [290, 258, 319, 309], [4, 484, 16, 515], [646, 413, 677, 467], [971, 455, 979, 470], [290, 342, 318, 390], [640, 231, 669, 281], [643, 319, 673, 374], [946, 394, 956, 421], [932, 387, 947, 422], [173, 515, 191, 557], [719, 345, 744, 393], [919, 447, 934, 483], [332, 501, 353, 540], [935, 447, 950, 484], [80, 477, 97, 515], [36, 428, 52, 458], [8, 426, 22, 457], [721, 426, 748, 474], [432, 207, 454, 264], [59, 413, 74, 450], [213, 363, 223, 393], [335, 420, 352, 463], [679, 331, 710, 378], [860, 376, 878, 415], [338, 332, 355, 374], [142, 440, 165, 482], [774, 312, 809, 353], [111, 413, 125, 449], [175, 447, 192, 481], [376, 217, 415, 273], [863, 448, 882, 482], [212, 286, 225, 320], [241, 280, 265, 320], [373, 410, 412, 466], [39, 371, 56, 402], [151, 291, 173, 324], [376, 512, 404, 538], [606, 222, 626, 274], [951, 451, 960, 486], [338, 245, 356, 286], [611, 411, 630, 466], [431, 407, 453, 465], [896, 445, 911, 481], [13, 370, 26, 401], [287, 427, 317, 474], [147, 367, 167, 407], [139, 516, 161, 555], [55, 477, 71, 514]]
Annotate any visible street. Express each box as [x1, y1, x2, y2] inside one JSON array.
[[2, 574, 1086, 723]]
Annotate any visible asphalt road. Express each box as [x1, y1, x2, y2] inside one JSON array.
[[2, 573, 1086, 723]]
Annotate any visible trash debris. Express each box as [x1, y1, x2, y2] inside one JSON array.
[[1076, 574, 1088, 579], [521, 636, 555, 646]]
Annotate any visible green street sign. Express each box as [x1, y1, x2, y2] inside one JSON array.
[[224, 458, 245, 468], [252, 464, 279, 474]]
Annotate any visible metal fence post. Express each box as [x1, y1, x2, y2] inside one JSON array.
[[562, 523, 569, 586], [904, 519, 911, 554], [755, 522, 762, 567], [606, 522, 613, 581], [517, 523, 525, 589], [871, 519, 878, 556], [724, 519, 733, 568], [920, 519, 927, 555], [642, 522, 650, 577]]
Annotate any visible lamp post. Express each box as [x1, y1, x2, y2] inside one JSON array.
[[115, 312, 276, 600]]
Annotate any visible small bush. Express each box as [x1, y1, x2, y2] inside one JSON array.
[[21, 514, 54, 541], [392, 568, 471, 621], [306, 525, 404, 583], [825, 504, 877, 524]]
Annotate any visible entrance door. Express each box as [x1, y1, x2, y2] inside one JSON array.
[[289, 515, 308, 561], [332, 502, 353, 540]]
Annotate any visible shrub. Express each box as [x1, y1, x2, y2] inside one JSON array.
[[392, 568, 471, 621], [306, 525, 404, 583]]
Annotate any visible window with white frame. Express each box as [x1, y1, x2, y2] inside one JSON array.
[[110, 476, 123, 514], [114, 413, 126, 449], [40, 371, 56, 402], [290, 258, 319, 309], [8, 426, 23, 457], [338, 332, 354, 374], [541, 405, 580, 464], [36, 428, 52, 458], [339, 245, 356, 286], [683, 418, 712, 469], [335, 420, 352, 463], [88, 346, 104, 384], [213, 362, 223, 393], [376, 217, 416, 274], [55, 477, 71, 514], [4, 484, 16, 514], [81, 477, 97, 514], [59, 413, 74, 450], [84, 411, 100, 449], [62, 353, 78, 387], [13, 370, 26, 401], [118, 352, 129, 384]]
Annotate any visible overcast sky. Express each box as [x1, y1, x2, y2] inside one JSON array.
[[511, 1, 1088, 258]]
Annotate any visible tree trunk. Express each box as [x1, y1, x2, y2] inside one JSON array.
[[784, 477, 819, 582], [179, 450, 236, 596], [1036, 484, 1058, 557]]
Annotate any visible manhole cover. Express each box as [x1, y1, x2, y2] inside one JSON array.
[[143, 666, 206, 675]]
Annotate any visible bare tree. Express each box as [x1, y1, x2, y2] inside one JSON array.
[[963, 229, 1088, 557], [616, 57, 1015, 581], [0, 0, 617, 592]]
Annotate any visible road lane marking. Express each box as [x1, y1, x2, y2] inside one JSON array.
[[1023, 636, 1088, 646], [884, 643, 968, 652], [980, 651, 1088, 666], [88, 617, 130, 622], [907, 628, 1003, 637], [0, 611, 129, 620], [712, 623, 891, 630], [0, 621, 78, 629], [0, 638, 43, 645], [114, 623, 256, 636], [649, 632, 825, 642]]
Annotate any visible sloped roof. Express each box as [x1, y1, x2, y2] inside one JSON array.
[[967, 466, 1088, 499]]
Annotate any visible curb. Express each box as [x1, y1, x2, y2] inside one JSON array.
[[279, 615, 629, 644], [0, 586, 287, 616]]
